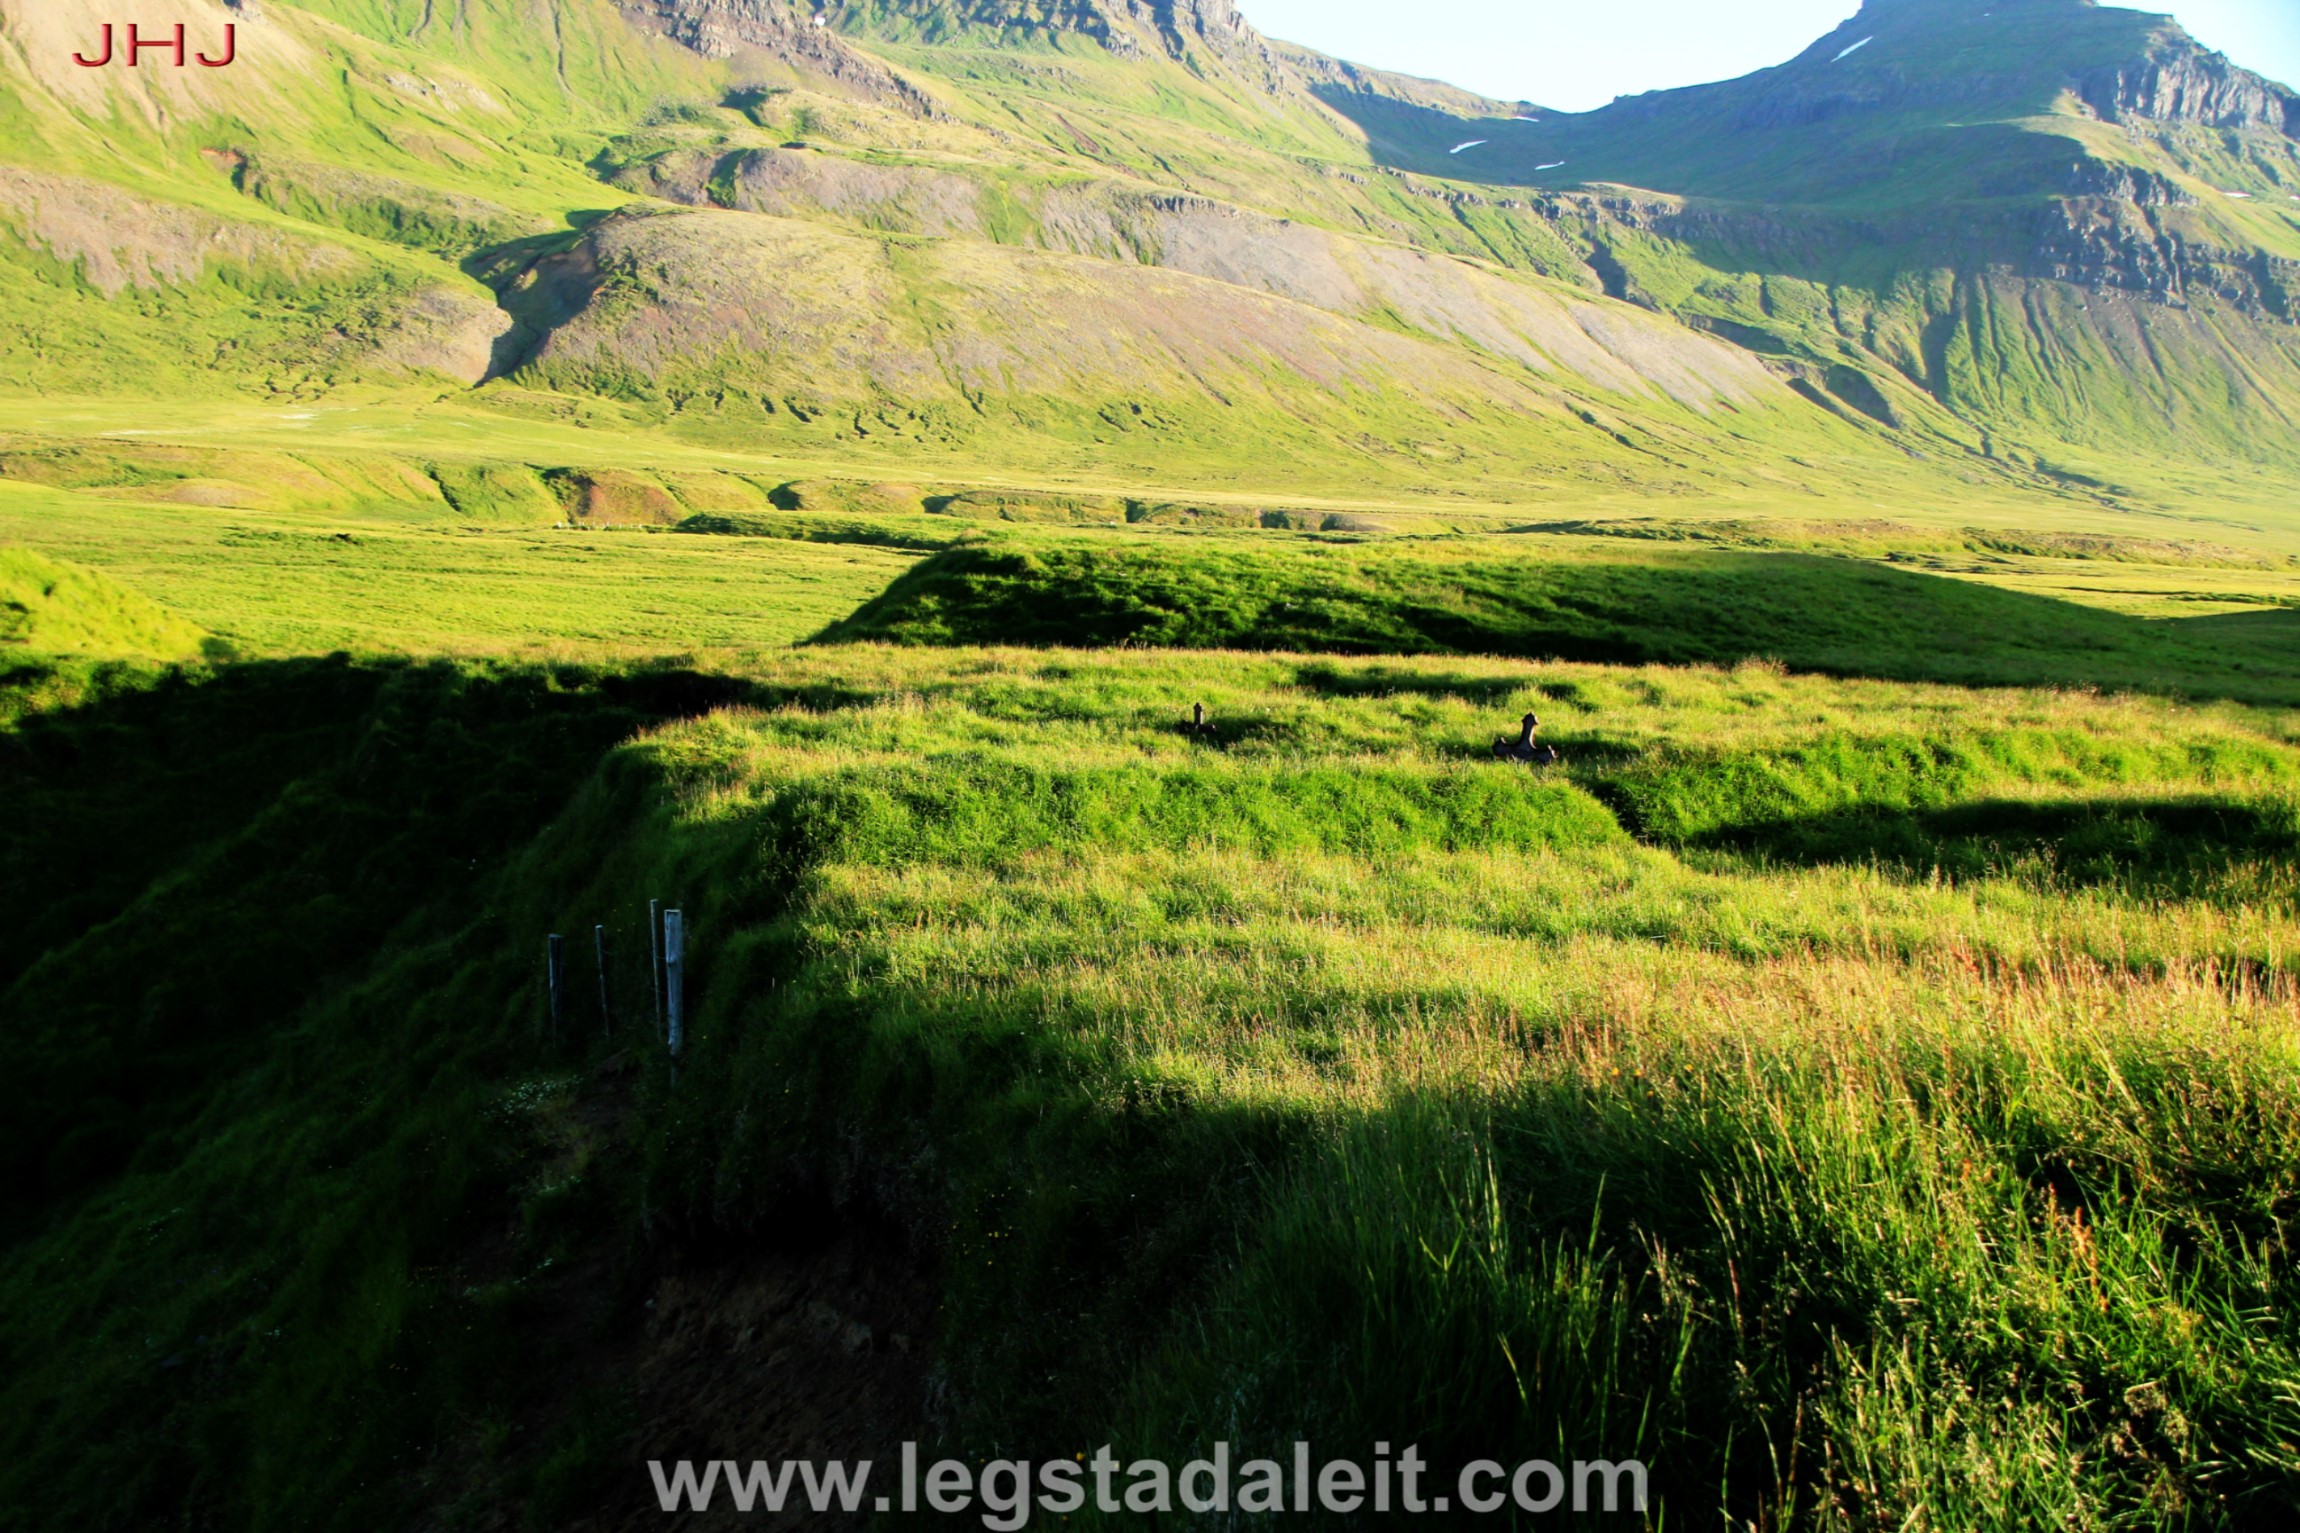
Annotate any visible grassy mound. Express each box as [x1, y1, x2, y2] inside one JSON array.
[[6, 648, 2298, 1528], [674, 509, 961, 551], [0, 547, 206, 661], [428, 461, 564, 525], [814, 537, 2300, 704]]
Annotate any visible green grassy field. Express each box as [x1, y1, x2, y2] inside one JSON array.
[[617, 651, 2300, 1528], [4, 558, 2300, 1526], [13, 393, 2294, 540], [9, 430, 2300, 677], [0, 479, 919, 657]]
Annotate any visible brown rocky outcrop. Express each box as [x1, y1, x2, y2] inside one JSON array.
[[615, 0, 943, 116]]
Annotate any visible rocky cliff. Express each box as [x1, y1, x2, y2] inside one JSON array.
[[773, 0, 1267, 63], [2079, 29, 2297, 134], [616, 0, 942, 114]]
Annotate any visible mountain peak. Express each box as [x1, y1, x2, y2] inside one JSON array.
[[1770, 0, 2294, 135], [1852, 0, 2100, 13]]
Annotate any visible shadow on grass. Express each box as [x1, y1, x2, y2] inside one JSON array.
[[1691, 794, 2300, 893], [1292, 661, 1529, 706], [2168, 605, 2300, 660], [812, 542, 2300, 707], [0, 655, 867, 1226], [9, 668, 2299, 1531], [462, 210, 619, 381]]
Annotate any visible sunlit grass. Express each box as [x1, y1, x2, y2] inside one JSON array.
[[567, 647, 2300, 1524], [6, 641, 2298, 1527], [0, 481, 920, 656]]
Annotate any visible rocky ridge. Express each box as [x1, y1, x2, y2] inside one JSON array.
[[2079, 30, 2297, 134], [615, 0, 944, 115]]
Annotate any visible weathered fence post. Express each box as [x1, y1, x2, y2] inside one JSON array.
[[594, 924, 613, 1038], [649, 898, 665, 1041], [546, 933, 566, 1041], [663, 908, 685, 1063]]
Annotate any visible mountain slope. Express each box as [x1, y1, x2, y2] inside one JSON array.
[[490, 195, 1849, 492], [0, 0, 716, 391], [1309, 0, 2300, 479], [0, 0, 2295, 508], [0, 0, 1921, 496], [1343, 0, 2300, 208]]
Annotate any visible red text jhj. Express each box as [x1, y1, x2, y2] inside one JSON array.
[[74, 24, 237, 68]]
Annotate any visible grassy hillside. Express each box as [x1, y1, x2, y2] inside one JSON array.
[[0, 545, 207, 659], [0, 0, 719, 395], [3, 0, 2296, 504], [5, 643, 2297, 1527]]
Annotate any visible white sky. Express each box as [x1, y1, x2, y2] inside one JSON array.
[[1234, 0, 2300, 113]]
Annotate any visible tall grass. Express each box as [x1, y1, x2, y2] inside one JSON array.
[[1124, 949, 2300, 1527]]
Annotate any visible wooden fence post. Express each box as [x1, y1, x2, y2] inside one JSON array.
[[663, 908, 685, 1062]]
